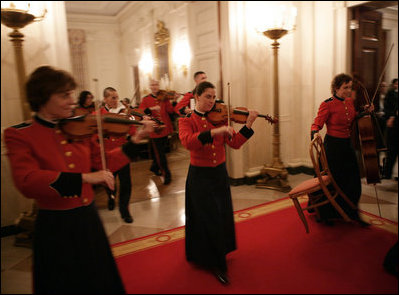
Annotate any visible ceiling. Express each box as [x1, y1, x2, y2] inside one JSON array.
[[64, 1, 131, 17], [64, 1, 397, 17]]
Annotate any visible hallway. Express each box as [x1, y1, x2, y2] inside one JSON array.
[[1, 144, 397, 294]]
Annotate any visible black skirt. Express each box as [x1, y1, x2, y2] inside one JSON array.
[[316, 134, 361, 219], [33, 203, 125, 294], [185, 163, 236, 272]]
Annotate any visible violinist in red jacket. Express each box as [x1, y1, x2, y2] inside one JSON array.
[[179, 81, 258, 285], [4, 66, 154, 294], [139, 79, 175, 184]]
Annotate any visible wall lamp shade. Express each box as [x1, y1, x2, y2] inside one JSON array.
[[173, 40, 191, 77]]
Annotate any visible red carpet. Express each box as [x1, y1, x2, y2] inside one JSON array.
[[112, 198, 398, 294]]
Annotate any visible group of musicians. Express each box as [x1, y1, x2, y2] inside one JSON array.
[[4, 65, 396, 292]]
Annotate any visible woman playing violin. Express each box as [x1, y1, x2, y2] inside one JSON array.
[[74, 90, 95, 115], [178, 81, 258, 285], [310, 73, 372, 226], [3, 66, 154, 294]]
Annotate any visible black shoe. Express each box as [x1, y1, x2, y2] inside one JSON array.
[[121, 212, 133, 223], [212, 269, 229, 285], [164, 176, 171, 185], [150, 166, 162, 176], [323, 219, 335, 226], [355, 218, 370, 227], [108, 198, 115, 211]]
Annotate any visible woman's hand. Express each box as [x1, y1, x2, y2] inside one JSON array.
[[130, 119, 155, 143], [363, 104, 375, 113], [82, 170, 115, 190], [211, 126, 234, 138], [150, 105, 161, 112], [245, 110, 259, 129]]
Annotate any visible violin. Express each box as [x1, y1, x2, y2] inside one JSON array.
[[73, 105, 95, 116], [207, 101, 278, 125], [127, 107, 165, 134], [156, 90, 184, 102], [59, 113, 143, 140]]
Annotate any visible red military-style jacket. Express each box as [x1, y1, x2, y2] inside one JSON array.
[[174, 91, 194, 115], [4, 115, 136, 210], [139, 93, 174, 138], [311, 95, 357, 138], [179, 110, 254, 167]]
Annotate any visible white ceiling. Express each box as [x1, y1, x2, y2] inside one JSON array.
[[64, 1, 131, 17], [64, 1, 397, 18]]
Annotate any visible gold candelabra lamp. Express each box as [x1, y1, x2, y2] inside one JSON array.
[[1, 2, 46, 248], [254, 4, 297, 192], [1, 2, 46, 120]]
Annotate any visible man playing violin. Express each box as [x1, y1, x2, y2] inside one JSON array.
[[178, 81, 258, 285], [3, 66, 154, 293], [98, 87, 136, 223], [139, 79, 174, 184], [174, 71, 207, 116]]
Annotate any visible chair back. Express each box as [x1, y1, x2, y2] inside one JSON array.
[[309, 134, 329, 178]]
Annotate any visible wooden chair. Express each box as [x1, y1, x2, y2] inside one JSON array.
[[288, 134, 357, 233]]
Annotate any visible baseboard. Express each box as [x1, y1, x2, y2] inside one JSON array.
[[230, 165, 314, 186], [1, 225, 25, 238]]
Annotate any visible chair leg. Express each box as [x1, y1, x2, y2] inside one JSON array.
[[291, 197, 310, 233]]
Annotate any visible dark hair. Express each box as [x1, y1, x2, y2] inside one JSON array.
[[196, 81, 215, 96], [78, 91, 93, 107], [193, 71, 206, 80], [103, 87, 116, 98], [331, 73, 353, 95], [26, 66, 77, 112], [392, 78, 398, 84], [121, 97, 130, 104]]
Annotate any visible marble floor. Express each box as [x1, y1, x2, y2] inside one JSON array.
[[1, 144, 398, 294]]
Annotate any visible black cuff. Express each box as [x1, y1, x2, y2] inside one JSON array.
[[172, 101, 177, 107], [239, 125, 254, 139], [121, 141, 138, 161], [50, 172, 82, 198], [144, 108, 152, 115], [198, 130, 213, 145], [311, 130, 318, 140], [179, 107, 186, 115]]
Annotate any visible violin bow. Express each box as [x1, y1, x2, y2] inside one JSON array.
[[93, 78, 115, 199], [227, 82, 231, 126], [370, 43, 394, 105]]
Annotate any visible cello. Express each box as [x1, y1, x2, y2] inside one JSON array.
[[355, 43, 394, 185]]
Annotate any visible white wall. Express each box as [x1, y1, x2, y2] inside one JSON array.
[[1, 2, 72, 227]]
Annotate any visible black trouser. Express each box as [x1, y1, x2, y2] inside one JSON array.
[[108, 163, 131, 216], [150, 136, 171, 177], [384, 124, 398, 178]]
